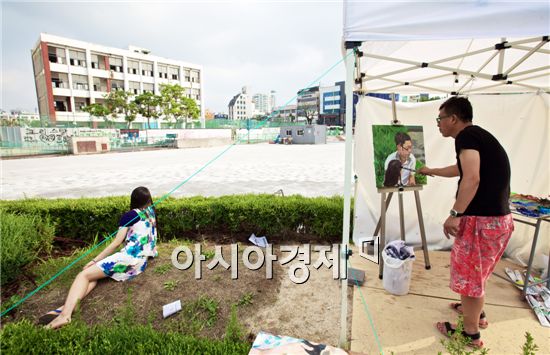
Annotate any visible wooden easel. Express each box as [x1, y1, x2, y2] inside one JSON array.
[[374, 185, 431, 279]]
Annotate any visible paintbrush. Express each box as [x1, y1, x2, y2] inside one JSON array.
[[402, 166, 433, 177]]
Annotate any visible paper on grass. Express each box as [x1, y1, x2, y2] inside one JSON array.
[[163, 300, 182, 318], [249, 233, 268, 248]]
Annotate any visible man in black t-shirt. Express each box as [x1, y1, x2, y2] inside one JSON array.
[[419, 97, 514, 348]]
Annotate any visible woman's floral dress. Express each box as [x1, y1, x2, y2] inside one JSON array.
[[98, 207, 158, 281]]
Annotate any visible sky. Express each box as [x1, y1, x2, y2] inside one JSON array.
[[1, 1, 345, 114]]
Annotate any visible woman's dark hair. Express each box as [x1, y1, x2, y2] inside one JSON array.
[[439, 96, 473, 122], [130, 186, 153, 209], [384, 160, 402, 187]]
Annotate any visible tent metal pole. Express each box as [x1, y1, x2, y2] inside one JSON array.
[[506, 37, 547, 46], [497, 37, 507, 75], [504, 40, 548, 76], [339, 46, 355, 349], [508, 66, 550, 78], [458, 51, 500, 93], [513, 72, 550, 82], [512, 44, 550, 55], [431, 46, 495, 64], [364, 65, 419, 81], [365, 53, 495, 80]]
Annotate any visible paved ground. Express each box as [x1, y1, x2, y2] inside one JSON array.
[[1, 142, 349, 200]]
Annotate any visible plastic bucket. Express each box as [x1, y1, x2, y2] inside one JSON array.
[[382, 245, 414, 296]]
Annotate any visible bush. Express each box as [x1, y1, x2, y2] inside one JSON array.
[[0, 212, 55, 285], [0, 195, 348, 244], [0, 320, 250, 354]]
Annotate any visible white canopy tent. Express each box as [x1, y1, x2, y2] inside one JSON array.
[[337, 0, 549, 346]]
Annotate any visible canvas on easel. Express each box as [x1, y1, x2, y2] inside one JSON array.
[[372, 125, 427, 188]]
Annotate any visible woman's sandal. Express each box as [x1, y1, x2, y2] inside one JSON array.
[[37, 309, 62, 325], [450, 302, 489, 329], [436, 321, 484, 349]]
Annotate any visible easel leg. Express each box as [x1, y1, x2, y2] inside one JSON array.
[[379, 192, 386, 279], [523, 219, 542, 298], [398, 190, 405, 241], [374, 193, 393, 236], [414, 190, 431, 270]]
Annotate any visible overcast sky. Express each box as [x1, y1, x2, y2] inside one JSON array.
[[1, 1, 345, 113]]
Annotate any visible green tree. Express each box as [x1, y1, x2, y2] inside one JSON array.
[[159, 84, 200, 128], [134, 92, 161, 129], [82, 103, 112, 128], [104, 90, 138, 128]]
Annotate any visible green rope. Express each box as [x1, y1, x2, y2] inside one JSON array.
[[2, 50, 354, 318], [348, 258, 385, 355]]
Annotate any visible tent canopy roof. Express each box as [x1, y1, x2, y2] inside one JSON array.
[[343, 1, 550, 94]]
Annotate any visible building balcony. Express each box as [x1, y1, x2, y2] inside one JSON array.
[[72, 83, 89, 91], [52, 81, 68, 89], [49, 63, 69, 73]]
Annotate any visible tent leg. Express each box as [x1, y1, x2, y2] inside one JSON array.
[[339, 46, 355, 349]]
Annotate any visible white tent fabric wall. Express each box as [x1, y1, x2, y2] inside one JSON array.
[[352, 93, 550, 269]]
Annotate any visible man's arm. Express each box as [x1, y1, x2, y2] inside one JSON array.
[[418, 164, 459, 177], [453, 149, 480, 213]]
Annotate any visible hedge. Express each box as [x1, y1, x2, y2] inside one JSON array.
[[0, 195, 350, 244], [0, 212, 55, 285], [0, 320, 250, 354]]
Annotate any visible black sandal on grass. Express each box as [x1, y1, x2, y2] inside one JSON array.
[[436, 321, 484, 349], [37, 309, 62, 325]]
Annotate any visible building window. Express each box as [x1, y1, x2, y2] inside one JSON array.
[[109, 56, 123, 72], [297, 129, 304, 136], [127, 60, 139, 75], [129, 81, 140, 95], [74, 99, 89, 112], [92, 77, 108, 92], [143, 83, 154, 93], [69, 50, 86, 67], [48, 47, 66, 64], [111, 79, 124, 91], [90, 54, 107, 70], [53, 100, 68, 112], [169, 67, 179, 80], [158, 64, 168, 79], [72, 74, 89, 90], [51, 72, 69, 89], [141, 62, 153, 77]]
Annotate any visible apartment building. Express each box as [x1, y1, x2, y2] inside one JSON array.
[[31, 33, 203, 127], [251, 90, 276, 116], [228, 86, 255, 120]]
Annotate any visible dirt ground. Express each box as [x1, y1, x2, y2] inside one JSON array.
[[2, 239, 352, 348]]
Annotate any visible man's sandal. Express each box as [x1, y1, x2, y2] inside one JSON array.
[[436, 321, 484, 349], [450, 302, 489, 329], [37, 309, 62, 325]]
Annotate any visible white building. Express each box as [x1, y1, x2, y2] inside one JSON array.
[[251, 90, 276, 116], [31, 33, 204, 127], [228, 86, 255, 120]]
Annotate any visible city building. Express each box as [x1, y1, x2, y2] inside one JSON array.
[[271, 104, 297, 121], [296, 86, 319, 123], [319, 81, 345, 126], [31, 33, 203, 127], [228, 86, 255, 120], [298, 82, 358, 127]]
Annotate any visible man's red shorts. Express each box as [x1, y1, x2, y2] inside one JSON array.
[[450, 214, 514, 297]]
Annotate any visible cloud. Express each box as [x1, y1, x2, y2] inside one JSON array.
[[1, 1, 344, 112]]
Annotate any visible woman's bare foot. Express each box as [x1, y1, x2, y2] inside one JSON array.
[[45, 314, 71, 329]]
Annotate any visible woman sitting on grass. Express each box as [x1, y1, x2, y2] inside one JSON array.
[[41, 186, 158, 329]]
